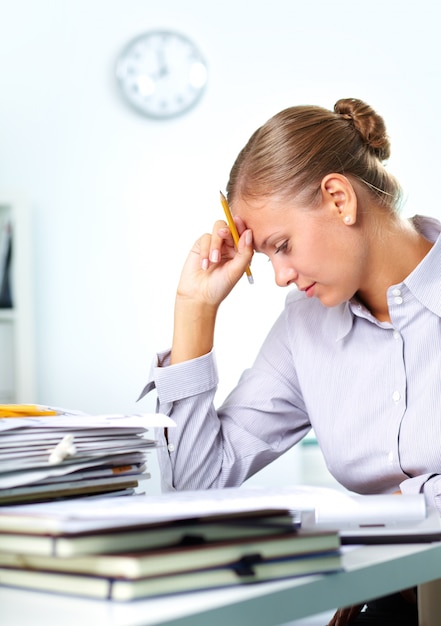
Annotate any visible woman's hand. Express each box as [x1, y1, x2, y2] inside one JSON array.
[[177, 218, 253, 307], [170, 217, 254, 365]]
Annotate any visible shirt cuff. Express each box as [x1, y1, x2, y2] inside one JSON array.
[[155, 428, 176, 492], [138, 349, 219, 404], [400, 473, 441, 511]]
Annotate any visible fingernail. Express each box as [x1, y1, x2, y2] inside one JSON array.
[[245, 230, 252, 245], [201, 258, 209, 270], [210, 249, 219, 262]]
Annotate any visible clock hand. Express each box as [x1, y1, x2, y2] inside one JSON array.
[[156, 48, 168, 78]]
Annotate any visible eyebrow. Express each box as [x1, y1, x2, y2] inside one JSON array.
[[254, 233, 284, 254]]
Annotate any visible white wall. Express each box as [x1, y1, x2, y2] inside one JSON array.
[[0, 0, 440, 490]]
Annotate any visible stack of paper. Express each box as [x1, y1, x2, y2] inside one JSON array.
[[0, 489, 342, 600], [0, 405, 175, 504]]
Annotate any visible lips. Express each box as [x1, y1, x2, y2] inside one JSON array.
[[301, 282, 316, 298]]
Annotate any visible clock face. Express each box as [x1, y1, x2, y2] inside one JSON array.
[[115, 30, 208, 119]]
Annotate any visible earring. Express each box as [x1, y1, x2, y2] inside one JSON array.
[[344, 216, 352, 224]]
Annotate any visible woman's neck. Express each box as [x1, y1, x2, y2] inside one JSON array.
[[356, 218, 434, 322]]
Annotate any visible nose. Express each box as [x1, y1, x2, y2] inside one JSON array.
[[272, 260, 298, 287]]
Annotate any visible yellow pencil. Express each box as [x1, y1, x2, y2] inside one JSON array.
[[219, 191, 254, 284], [0, 404, 59, 418]]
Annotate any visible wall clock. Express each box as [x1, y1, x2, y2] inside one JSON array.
[[115, 30, 208, 120]]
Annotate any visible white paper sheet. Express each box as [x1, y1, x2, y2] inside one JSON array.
[[0, 485, 429, 536], [0, 413, 175, 490], [0, 413, 175, 433]]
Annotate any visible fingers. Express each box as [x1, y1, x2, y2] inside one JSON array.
[[197, 221, 228, 271], [178, 218, 254, 312], [234, 215, 248, 236], [198, 233, 213, 271], [201, 219, 253, 272], [210, 220, 235, 264]]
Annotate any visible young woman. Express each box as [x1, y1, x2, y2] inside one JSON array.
[[141, 98, 440, 624]]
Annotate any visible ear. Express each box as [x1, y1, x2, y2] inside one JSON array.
[[320, 174, 357, 225]]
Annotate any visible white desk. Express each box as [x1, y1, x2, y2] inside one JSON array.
[[2, 543, 441, 626]]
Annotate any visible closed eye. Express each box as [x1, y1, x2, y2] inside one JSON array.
[[275, 241, 289, 254]]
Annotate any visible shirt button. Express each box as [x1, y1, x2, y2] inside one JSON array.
[[167, 444, 175, 452], [393, 330, 400, 339], [394, 297, 403, 304], [392, 288, 401, 296], [388, 452, 394, 465], [392, 391, 401, 403]]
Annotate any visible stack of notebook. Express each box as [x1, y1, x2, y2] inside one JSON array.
[[0, 405, 175, 504], [0, 491, 342, 600]]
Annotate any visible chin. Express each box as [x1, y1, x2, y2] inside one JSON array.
[[317, 293, 347, 308]]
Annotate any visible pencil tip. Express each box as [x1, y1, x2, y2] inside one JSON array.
[[247, 275, 254, 285]]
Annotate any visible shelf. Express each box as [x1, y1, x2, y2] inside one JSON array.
[[0, 308, 15, 322], [0, 196, 35, 402]]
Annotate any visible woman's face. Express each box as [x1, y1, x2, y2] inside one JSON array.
[[234, 192, 367, 308]]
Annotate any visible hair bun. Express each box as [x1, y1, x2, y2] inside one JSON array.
[[334, 98, 391, 161]]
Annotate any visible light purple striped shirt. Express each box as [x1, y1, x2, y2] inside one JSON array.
[[141, 215, 441, 513]]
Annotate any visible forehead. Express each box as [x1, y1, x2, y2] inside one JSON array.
[[232, 196, 293, 252], [232, 196, 285, 223]]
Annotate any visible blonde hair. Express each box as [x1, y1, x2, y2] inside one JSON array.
[[226, 98, 401, 212]]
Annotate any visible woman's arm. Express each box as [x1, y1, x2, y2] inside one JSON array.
[[170, 219, 254, 365], [148, 301, 311, 491]]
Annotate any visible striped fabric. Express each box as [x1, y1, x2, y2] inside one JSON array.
[[141, 216, 441, 513]]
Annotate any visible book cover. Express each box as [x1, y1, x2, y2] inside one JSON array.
[[0, 529, 340, 578], [0, 550, 343, 601], [0, 475, 140, 505], [0, 511, 299, 557]]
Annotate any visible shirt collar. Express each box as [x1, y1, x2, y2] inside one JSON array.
[[331, 301, 354, 341], [404, 216, 441, 317], [332, 215, 441, 340]]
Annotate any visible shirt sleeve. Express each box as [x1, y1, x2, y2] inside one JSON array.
[[400, 474, 441, 513], [139, 307, 311, 492], [139, 349, 222, 492]]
